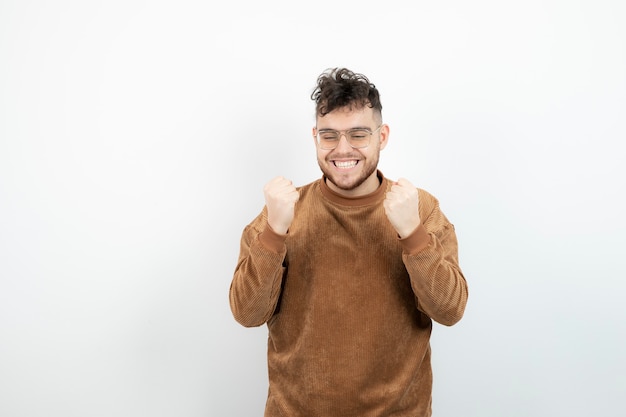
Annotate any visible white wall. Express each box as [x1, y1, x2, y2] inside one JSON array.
[[1, 1, 624, 416]]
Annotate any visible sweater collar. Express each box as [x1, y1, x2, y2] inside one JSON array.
[[319, 170, 388, 207]]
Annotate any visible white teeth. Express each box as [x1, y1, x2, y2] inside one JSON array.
[[334, 160, 357, 168]]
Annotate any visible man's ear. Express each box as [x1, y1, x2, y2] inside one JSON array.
[[379, 124, 390, 150], [312, 127, 318, 148]]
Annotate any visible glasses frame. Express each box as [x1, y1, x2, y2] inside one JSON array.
[[315, 124, 383, 150]]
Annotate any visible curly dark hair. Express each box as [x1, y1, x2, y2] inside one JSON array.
[[311, 68, 382, 119]]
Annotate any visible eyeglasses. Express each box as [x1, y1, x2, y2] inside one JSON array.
[[315, 125, 382, 150]]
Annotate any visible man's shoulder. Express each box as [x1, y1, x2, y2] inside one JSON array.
[[296, 177, 322, 198], [416, 187, 438, 203]]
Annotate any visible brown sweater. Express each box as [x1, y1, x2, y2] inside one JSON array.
[[230, 171, 468, 417]]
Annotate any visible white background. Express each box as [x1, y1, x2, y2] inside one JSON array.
[[1, 1, 625, 416]]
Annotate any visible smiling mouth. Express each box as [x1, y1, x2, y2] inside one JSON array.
[[333, 160, 358, 169]]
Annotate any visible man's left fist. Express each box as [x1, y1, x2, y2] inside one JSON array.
[[383, 178, 421, 238]]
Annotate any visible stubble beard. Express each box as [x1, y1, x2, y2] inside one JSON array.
[[318, 151, 380, 191]]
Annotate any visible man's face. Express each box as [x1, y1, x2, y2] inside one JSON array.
[[312, 106, 388, 197]]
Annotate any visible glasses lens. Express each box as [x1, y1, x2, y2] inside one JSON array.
[[347, 129, 371, 148], [318, 131, 339, 149]]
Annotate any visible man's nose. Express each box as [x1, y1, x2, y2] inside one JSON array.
[[335, 133, 353, 151]]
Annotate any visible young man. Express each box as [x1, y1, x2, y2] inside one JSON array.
[[229, 68, 468, 417]]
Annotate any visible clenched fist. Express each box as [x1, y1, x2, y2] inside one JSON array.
[[263, 176, 300, 235], [383, 178, 421, 238]]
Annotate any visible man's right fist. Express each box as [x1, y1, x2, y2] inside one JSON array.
[[263, 176, 299, 235]]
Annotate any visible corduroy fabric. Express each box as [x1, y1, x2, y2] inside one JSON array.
[[230, 171, 468, 417]]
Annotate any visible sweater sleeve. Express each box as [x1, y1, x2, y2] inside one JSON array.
[[399, 190, 468, 326], [229, 209, 288, 327]]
